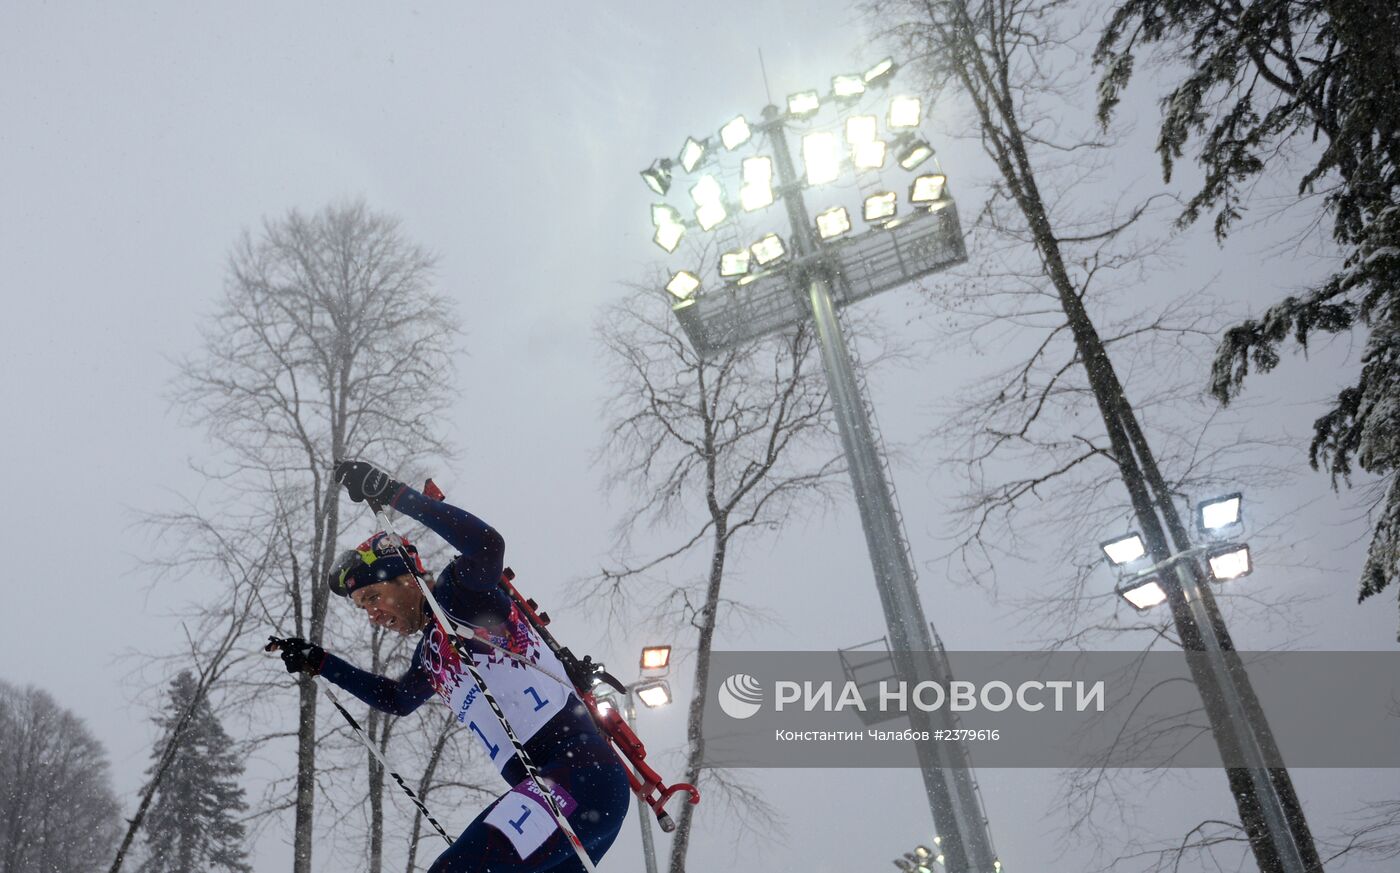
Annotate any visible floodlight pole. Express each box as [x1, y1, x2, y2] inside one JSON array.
[[760, 105, 999, 873], [1134, 543, 1310, 873], [1104, 510, 1309, 872], [623, 692, 662, 873]]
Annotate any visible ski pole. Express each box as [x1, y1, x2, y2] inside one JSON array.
[[364, 500, 600, 873], [320, 682, 454, 846], [265, 637, 454, 845]]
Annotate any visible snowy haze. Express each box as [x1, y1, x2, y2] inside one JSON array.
[[2, 2, 1395, 873]]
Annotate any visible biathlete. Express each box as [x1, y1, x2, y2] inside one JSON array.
[[267, 460, 630, 872]]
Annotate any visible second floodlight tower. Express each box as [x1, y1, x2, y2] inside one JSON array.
[[639, 60, 1001, 873]]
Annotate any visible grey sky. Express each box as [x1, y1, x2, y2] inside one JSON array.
[[2, 2, 1395, 872]]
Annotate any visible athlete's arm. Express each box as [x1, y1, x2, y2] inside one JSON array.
[[319, 653, 434, 717], [390, 485, 506, 593]]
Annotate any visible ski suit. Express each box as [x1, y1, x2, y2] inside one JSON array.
[[320, 485, 630, 872]]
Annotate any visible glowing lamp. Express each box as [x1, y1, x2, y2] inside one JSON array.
[[719, 249, 751, 278], [640, 645, 672, 671], [864, 57, 897, 86], [898, 140, 935, 170], [833, 74, 866, 99], [1208, 545, 1252, 581], [679, 137, 707, 173], [665, 270, 700, 300], [1197, 493, 1244, 535], [1101, 533, 1147, 567], [720, 116, 752, 150], [788, 90, 820, 117], [816, 206, 852, 240], [863, 191, 897, 222], [1117, 576, 1168, 611], [750, 233, 786, 266], [888, 95, 922, 128], [910, 174, 947, 203]]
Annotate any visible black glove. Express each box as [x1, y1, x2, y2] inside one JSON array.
[[333, 459, 403, 508], [265, 636, 326, 676]]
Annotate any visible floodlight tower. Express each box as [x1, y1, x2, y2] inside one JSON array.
[[1098, 494, 1313, 873], [638, 60, 1001, 873]]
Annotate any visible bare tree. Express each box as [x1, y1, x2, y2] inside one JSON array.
[[108, 508, 266, 873], [402, 718, 456, 873], [863, 1, 1324, 870], [169, 199, 458, 873], [587, 278, 848, 873], [0, 680, 121, 873]]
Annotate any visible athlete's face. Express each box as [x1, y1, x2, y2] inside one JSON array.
[[351, 575, 426, 636]]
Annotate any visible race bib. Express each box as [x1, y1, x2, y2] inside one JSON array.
[[484, 778, 578, 859], [419, 605, 573, 772]]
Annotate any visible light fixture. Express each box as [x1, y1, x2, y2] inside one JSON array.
[[888, 95, 922, 128], [787, 90, 820, 117], [863, 57, 897, 86], [1100, 533, 1148, 567], [910, 173, 948, 203], [1117, 575, 1168, 611], [853, 140, 888, 170], [719, 249, 751, 278], [816, 206, 852, 240], [1197, 493, 1243, 535], [750, 233, 786, 266], [696, 204, 725, 231], [640, 158, 673, 195], [720, 115, 752, 150], [802, 132, 840, 185], [863, 191, 897, 222], [846, 115, 878, 145], [635, 680, 673, 709], [740, 185, 773, 212], [640, 645, 672, 671], [914, 846, 932, 860], [690, 175, 727, 231], [740, 156, 774, 211], [1207, 544, 1252, 581], [898, 140, 935, 170], [832, 73, 866, 99], [679, 137, 707, 173], [665, 270, 700, 300], [649, 223, 683, 254], [651, 205, 685, 254], [744, 157, 773, 182]]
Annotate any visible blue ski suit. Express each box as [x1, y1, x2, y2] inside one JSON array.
[[320, 485, 630, 872]]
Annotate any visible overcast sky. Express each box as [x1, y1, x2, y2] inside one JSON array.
[[2, 3, 1395, 872]]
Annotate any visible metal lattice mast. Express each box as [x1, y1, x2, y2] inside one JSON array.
[[645, 62, 1004, 871], [759, 104, 997, 873]]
